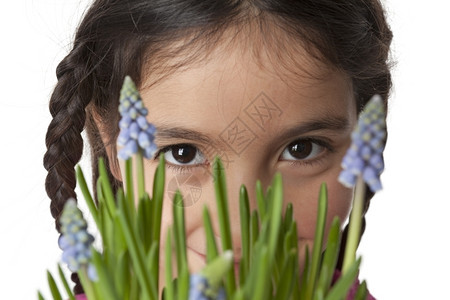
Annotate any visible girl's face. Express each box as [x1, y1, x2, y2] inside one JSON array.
[[125, 38, 357, 282]]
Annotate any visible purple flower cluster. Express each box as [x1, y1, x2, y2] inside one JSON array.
[[118, 76, 157, 160], [338, 95, 387, 192], [58, 199, 97, 280], [189, 274, 226, 300]]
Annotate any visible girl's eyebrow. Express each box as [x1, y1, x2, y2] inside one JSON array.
[[154, 115, 350, 146], [155, 126, 221, 146], [276, 115, 351, 142]]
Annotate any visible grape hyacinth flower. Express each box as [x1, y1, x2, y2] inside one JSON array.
[[338, 94, 386, 192], [340, 95, 387, 275], [58, 199, 97, 281], [189, 251, 232, 300], [189, 274, 226, 300], [118, 76, 157, 160]]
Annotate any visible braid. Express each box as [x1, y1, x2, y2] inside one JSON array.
[[43, 42, 96, 294], [43, 44, 94, 231]]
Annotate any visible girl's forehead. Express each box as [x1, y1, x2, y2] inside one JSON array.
[[140, 40, 355, 141]]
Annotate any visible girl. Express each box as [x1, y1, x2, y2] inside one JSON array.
[[44, 0, 392, 296]]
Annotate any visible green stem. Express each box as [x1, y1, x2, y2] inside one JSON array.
[[342, 176, 366, 274], [137, 150, 146, 200], [125, 158, 135, 213], [78, 266, 97, 300]]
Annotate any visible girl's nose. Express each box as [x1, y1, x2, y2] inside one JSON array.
[[217, 158, 271, 258]]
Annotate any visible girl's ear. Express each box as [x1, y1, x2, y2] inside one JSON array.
[[91, 110, 123, 182], [105, 142, 124, 182]]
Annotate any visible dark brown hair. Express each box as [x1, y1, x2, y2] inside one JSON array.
[[44, 0, 392, 293]]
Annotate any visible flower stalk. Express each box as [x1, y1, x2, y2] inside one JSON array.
[[339, 95, 387, 276], [341, 176, 366, 274]]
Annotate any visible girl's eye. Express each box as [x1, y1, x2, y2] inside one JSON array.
[[160, 144, 206, 166], [280, 139, 325, 162]]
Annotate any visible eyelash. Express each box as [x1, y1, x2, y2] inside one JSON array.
[[154, 137, 335, 173], [280, 138, 333, 170], [153, 146, 209, 173]]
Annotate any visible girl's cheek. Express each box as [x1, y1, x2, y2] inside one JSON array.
[[285, 172, 353, 242]]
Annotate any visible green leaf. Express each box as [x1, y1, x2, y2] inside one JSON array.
[[98, 157, 116, 217], [305, 183, 328, 300], [117, 192, 156, 300], [239, 185, 250, 282], [201, 250, 233, 288], [152, 153, 165, 243], [265, 173, 283, 285], [46, 271, 62, 300], [114, 250, 130, 299], [325, 258, 361, 300], [213, 157, 236, 293], [37, 291, 46, 300], [113, 189, 128, 254], [203, 206, 219, 263], [151, 153, 165, 291], [233, 289, 245, 300], [164, 227, 175, 300], [354, 280, 368, 300], [291, 251, 301, 300], [91, 249, 120, 300], [255, 180, 266, 220], [250, 246, 270, 300], [147, 241, 159, 296], [268, 173, 283, 264], [299, 246, 310, 300], [137, 194, 153, 252], [76, 165, 100, 231], [315, 217, 341, 298], [249, 210, 259, 259], [283, 203, 293, 233], [57, 264, 75, 300], [177, 267, 190, 300], [173, 191, 188, 278], [274, 250, 296, 300]]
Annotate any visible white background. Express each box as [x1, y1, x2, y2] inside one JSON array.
[[1, 1, 449, 299]]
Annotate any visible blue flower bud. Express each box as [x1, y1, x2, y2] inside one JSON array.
[[118, 139, 138, 160], [117, 76, 157, 160], [188, 274, 226, 300], [189, 274, 210, 300], [338, 95, 386, 192], [138, 132, 151, 149], [58, 235, 70, 250], [137, 116, 149, 130], [143, 143, 157, 159], [338, 170, 357, 188], [87, 264, 98, 282], [129, 122, 140, 139], [119, 115, 132, 130], [117, 128, 130, 146], [369, 154, 384, 173], [59, 199, 97, 280], [128, 107, 138, 119], [147, 123, 156, 135]]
